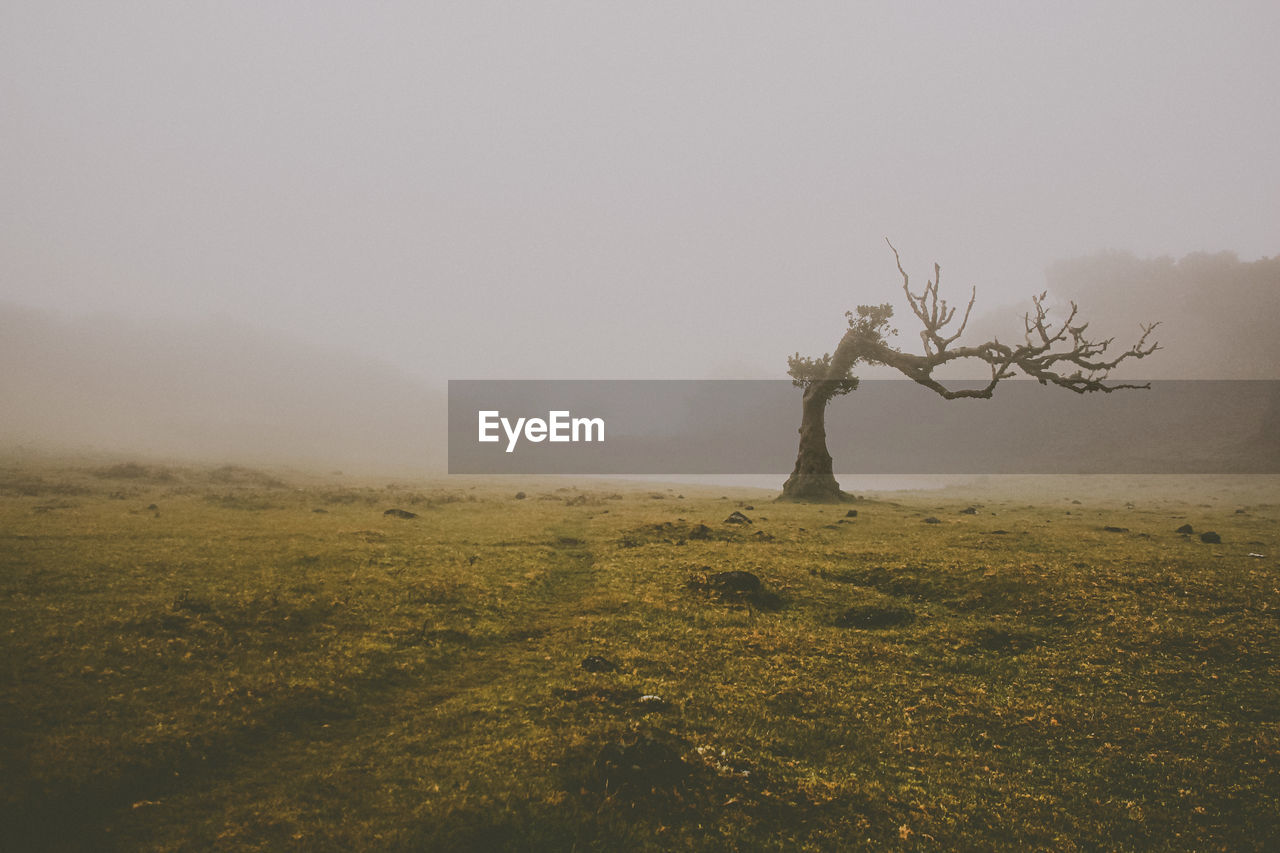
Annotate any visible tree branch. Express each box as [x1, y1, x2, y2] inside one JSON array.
[[835, 243, 1161, 400]]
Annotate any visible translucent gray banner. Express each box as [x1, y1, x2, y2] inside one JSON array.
[[447, 380, 1280, 474]]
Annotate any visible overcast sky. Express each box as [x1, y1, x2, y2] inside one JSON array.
[[3, 1, 1277, 382]]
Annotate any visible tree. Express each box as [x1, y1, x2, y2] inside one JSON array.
[[780, 241, 1161, 502]]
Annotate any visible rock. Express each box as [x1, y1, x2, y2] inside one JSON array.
[[709, 570, 761, 594], [988, 530, 1010, 535], [724, 511, 752, 525], [688, 569, 783, 610], [744, 505, 755, 511], [752, 530, 774, 541], [835, 604, 914, 629], [514, 491, 526, 500], [1200, 531, 1222, 544], [580, 655, 619, 673], [383, 508, 418, 519], [146, 503, 159, 511], [923, 517, 942, 524], [1103, 526, 1129, 533], [1175, 523, 1194, 534], [845, 510, 858, 518], [311, 508, 328, 513], [960, 507, 978, 515]]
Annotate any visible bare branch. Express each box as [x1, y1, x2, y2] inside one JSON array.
[[838, 244, 1161, 401], [885, 238, 981, 359]]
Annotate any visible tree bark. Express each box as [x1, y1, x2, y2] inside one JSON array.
[[780, 381, 847, 502]]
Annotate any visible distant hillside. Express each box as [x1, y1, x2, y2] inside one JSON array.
[[0, 303, 444, 473]]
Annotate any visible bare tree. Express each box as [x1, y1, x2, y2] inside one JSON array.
[[781, 241, 1161, 502]]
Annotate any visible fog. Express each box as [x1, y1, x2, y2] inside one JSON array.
[[2, 2, 1277, 470]]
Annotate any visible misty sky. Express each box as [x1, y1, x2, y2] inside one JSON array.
[[4, 2, 1278, 383]]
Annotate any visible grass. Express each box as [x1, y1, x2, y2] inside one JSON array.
[[1, 456, 1277, 850]]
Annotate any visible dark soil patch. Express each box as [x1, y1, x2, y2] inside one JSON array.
[[583, 729, 694, 797], [834, 604, 914, 629], [619, 521, 740, 547], [974, 626, 1041, 654], [686, 569, 784, 611], [552, 686, 637, 707], [416, 627, 474, 646]]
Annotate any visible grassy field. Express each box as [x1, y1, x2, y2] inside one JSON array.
[[1, 456, 1277, 850]]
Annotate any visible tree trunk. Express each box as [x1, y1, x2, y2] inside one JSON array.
[[780, 382, 847, 502]]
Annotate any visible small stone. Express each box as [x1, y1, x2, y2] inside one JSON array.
[[580, 655, 619, 673], [1175, 523, 1194, 534], [724, 511, 752, 525], [383, 508, 418, 519], [637, 694, 669, 710], [845, 510, 858, 518], [1200, 531, 1221, 544], [923, 517, 942, 524]]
